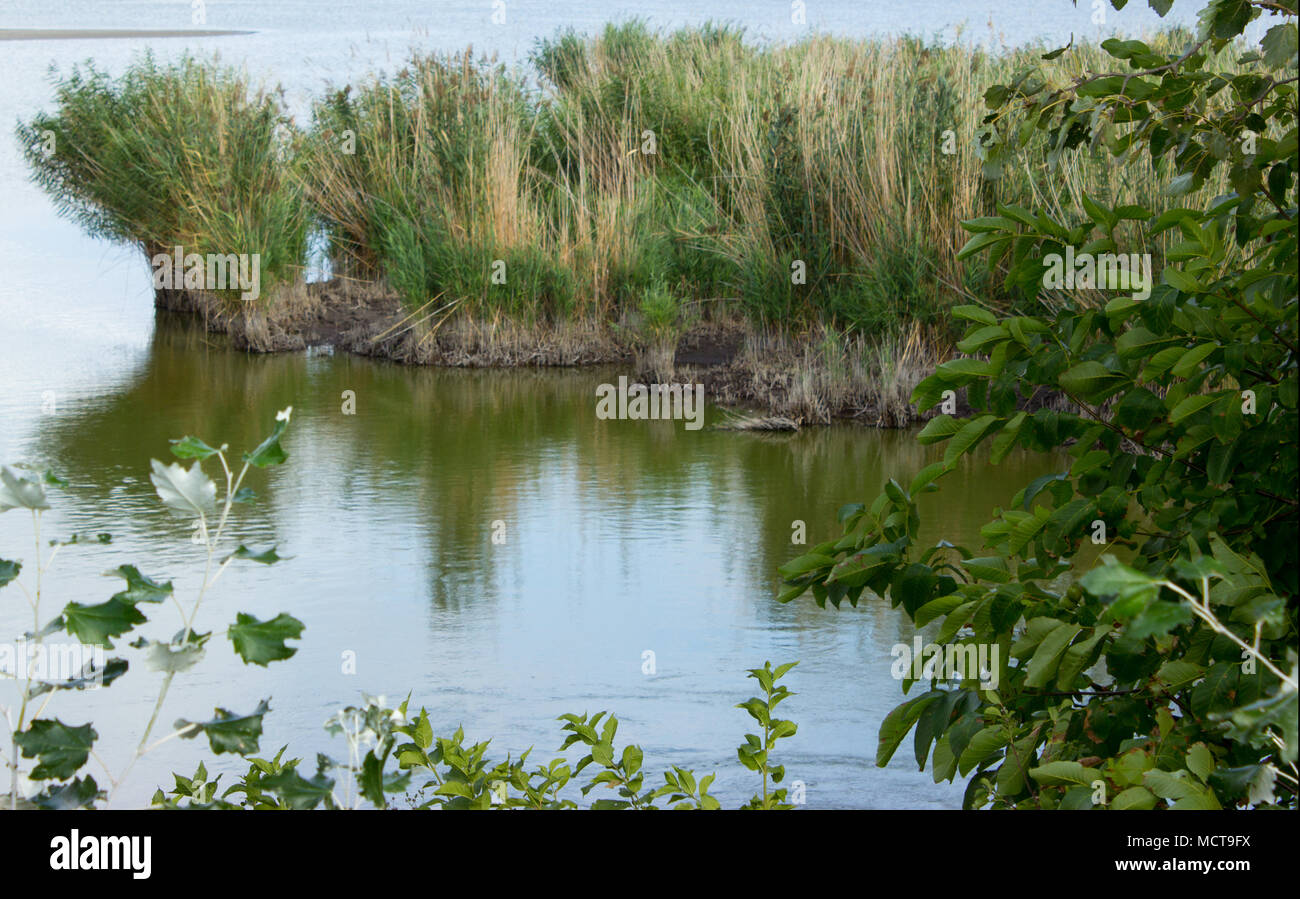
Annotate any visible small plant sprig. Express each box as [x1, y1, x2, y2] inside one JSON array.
[[559, 711, 658, 809], [736, 660, 799, 809], [156, 664, 804, 810], [1, 409, 303, 809]]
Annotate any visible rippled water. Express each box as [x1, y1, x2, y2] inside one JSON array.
[[0, 0, 1098, 809]]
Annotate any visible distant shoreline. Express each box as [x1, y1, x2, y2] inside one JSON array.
[[0, 28, 253, 41]]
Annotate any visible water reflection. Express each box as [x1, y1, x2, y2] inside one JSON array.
[[8, 313, 1062, 808]]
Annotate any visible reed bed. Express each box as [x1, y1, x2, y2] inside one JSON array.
[[17, 23, 1249, 420]]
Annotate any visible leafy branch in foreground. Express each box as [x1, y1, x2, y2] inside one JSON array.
[[1, 410, 303, 808], [779, 0, 1296, 810]]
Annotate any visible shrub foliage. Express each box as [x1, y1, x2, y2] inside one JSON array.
[[779, 0, 1297, 809]]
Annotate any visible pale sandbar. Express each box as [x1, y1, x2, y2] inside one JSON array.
[[0, 28, 253, 41]]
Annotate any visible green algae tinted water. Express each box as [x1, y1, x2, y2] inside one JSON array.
[[1, 316, 1061, 807]]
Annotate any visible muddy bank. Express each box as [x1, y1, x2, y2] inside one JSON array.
[[155, 281, 1039, 428]]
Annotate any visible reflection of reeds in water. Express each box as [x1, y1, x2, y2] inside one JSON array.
[[27, 314, 1063, 621]]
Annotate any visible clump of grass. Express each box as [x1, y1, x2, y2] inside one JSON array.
[[632, 280, 687, 381], [17, 52, 309, 309]]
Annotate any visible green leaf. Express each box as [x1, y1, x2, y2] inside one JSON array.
[[997, 727, 1041, 797], [1169, 394, 1219, 424], [934, 357, 990, 382], [935, 601, 979, 644], [1261, 23, 1298, 69], [1113, 388, 1166, 430], [1130, 601, 1193, 639], [414, 710, 434, 750], [1111, 786, 1158, 809], [1142, 345, 1189, 380], [827, 541, 903, 589], [1170, 343, 1216, 379], [990, 412, 1026, 464], [1082, 194, 1118, 231], [28, 658, 129, 697], [944, 415, 999, 466], [105, 564, 173, 603], [34, 775, 102, 810], [915, 595, 967, 629], [1191, 663, 1244, 718], [893, 563, 938, 614], [176, 700, 270, 755], [1059, 361, 1125, 399], [917, 414, 962, 445], [957, 231, 1012, 261], [1186, 743, 1215, 781], [778, 552, 834, 579], [137, 635, 208, 674], [60, 596, 146, 649], [225, 545, 284, 565], [1008, 506, 1050, 555], [14, 719, 97, 780], [877, 693, 942, 767], [909, 462, 949, 494], [1024, 624, 1083, 688], [358, 753, 387, 805], [1224, 687, 1299, 764], [1080, 558, 1159, 598], [1029, 760, 1095, 787], [962, 556, 1011, 583], [228, 612, 305, 666], [957, 325, 1008, 355], [1115, 327, 1177, 360], [951, 304, 999, 324], [1041, 40, 1072, 60], [1163, 267, 1205, 294], [1042, 498, 1095, 548], [958, 726, 1008, 776], [1055, 627, 1110, 691], [243, 408, 292, 468], [169, 436, 219, 460], [1165, 172, 1197, 198], [256, 767, 336, 809], [0, 558, 20, 589], [1143, 769, 1221, 809]]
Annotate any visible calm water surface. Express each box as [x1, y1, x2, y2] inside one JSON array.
[[0, 0, 1106, 808]]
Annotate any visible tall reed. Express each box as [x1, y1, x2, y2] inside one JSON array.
[[18, 53, 309, 307]]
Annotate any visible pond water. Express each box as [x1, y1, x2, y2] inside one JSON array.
[[0, 0, 1093, 809], [3, 312, 1064, 808]]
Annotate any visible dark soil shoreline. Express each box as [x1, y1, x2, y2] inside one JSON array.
[[156, 282, 1047, 428]]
